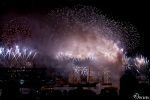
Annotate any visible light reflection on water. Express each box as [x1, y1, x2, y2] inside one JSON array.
[[0, 83, 119, 96]]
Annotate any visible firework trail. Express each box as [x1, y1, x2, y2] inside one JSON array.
[[1, 5, 144, 84], [134, 55, 149, 80], [73, 66, 88, 76], [121, 53, 149, 81], [36, 5, 139, 81], [134, 55, 149, 70], [0, 45, 37, 68]]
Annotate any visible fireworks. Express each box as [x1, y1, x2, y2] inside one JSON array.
[[73, 66, 88, 76], [42, 5, 140, 68], [134, 55, 149, 77], [37, 5, 134, 81], [2, 17, 32, 47], [122, 53, 149, 80], [47, 5, 140, 53], [0, 45, 37, 68], [26, 5, 140, 82], [135, 55, 149, 69], [0, 5, 147, 84], [134, 55, 149, 81]]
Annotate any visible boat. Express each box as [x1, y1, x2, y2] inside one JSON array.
[[100, 82, 112, 85], [69, 82, 98, 87]]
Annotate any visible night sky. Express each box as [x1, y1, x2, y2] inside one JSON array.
[[0, 0, 149, 59]]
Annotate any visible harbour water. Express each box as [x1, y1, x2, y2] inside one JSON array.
[[0, 83, 119, 96]]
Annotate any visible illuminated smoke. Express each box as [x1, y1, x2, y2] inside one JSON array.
[[0, 45, 37, 68], [1, 5, 142, 83], [134, 55, 149, 70]]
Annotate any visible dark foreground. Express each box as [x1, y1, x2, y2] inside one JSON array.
[[0, 75, 150, 100]]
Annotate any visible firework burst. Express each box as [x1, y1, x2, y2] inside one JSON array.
[[47, 5, 140, 53], [2, 17, 32, 47], [0, 5, 144, 84], [0, 45, 37, 68], [134, 55, 149, 69], [28, 5, 140, 82]]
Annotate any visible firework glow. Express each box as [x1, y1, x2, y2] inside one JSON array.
[[1, 5, 148, 84], [0, 45, 37, 68], [135, 55, 149, 70], [2, 16, 32, 47]]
